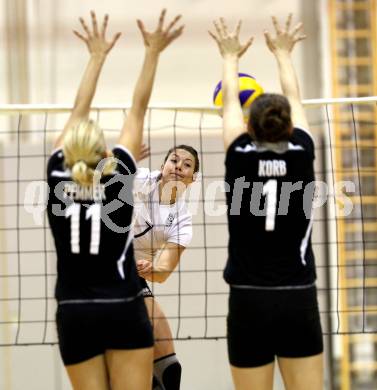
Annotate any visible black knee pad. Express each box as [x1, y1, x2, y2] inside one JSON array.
[[154, 353, 182, 390], [162, 361, 181, 389], [152, 375, 162, 390]]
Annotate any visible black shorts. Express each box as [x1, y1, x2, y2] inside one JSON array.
[[140, 277, 154, 298], [227, 286, 323, 368], [56, 296, 154, 366]]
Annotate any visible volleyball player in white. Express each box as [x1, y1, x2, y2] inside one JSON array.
[[134, 145, 199, 390], [210, 14, 323, 390], [47, 10, 184, 390]]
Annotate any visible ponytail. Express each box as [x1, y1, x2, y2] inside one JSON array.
[[63, 120, 116, 186]]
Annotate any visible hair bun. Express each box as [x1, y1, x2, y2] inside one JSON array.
[[248, 93, 292, 142]]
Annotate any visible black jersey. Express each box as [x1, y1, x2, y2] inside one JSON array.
[[47, 145, 141, 302], [224, 127, 316, 288]]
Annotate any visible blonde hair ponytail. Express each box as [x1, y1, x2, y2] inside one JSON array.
[[71, 160, 92, 186], [63, 120, 116, 186]]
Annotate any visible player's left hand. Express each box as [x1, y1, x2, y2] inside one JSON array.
[[264, 14, 306, 54], [73, 11, 121, 57]]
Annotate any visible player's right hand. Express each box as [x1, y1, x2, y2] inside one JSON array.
[[209, 18, 253, 59], [136, 259, 153, 277], [137, 9, 184, 53]]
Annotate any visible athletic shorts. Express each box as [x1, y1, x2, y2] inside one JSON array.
[[56, 296, 154, 365], [227, 285, 323, 368], [140, 277, 154, 298]]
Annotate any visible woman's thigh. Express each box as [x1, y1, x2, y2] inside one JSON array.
[[144, 297, 175, 359], [278, 353, 324, 390], [65, 355, 110, 390], [106, 348, 153, 390], [231, 362, 275, 390]]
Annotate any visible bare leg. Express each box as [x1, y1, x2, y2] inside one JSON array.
[[105, 348, 153, 390], [65, 354, 110, 390], [230, 362, 275, 390], [145, 297, 182, 389], [278, 353, 324, 390], [144, 297, 175, 359]]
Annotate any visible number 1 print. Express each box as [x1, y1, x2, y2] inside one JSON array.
[[262, 179, 278, 231]]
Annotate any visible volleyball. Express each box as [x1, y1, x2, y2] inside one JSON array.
[[213, 73, 264, 114]]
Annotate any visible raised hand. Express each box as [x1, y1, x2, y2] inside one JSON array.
[[209, 18, 253, 58], [73, 11, 121, 56], [264, 14, 306, 54], [137, 9, 184, 53]]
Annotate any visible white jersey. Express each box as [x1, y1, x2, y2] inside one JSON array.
[[133, 168, 193, 262]]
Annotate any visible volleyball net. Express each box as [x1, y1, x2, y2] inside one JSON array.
[[0, 98, 376, 346]]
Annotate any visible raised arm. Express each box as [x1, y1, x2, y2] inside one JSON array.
[[54, 11, 121, 149], [209, 19, 253, 150], [118, 9, 184, 158], [264, 14, 308, 129]]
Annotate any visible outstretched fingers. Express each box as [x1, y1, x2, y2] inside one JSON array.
[[265, 14, 306, 53], [292, 21, 304, 37], [213, 19, 224, 40], [136, 9, 185, 52], [271, 15, 282, 34], [164, 13, 184, 43], [101, 14, 109, 38], [166, 14, 182, 34], [73, 30, 87, 42], [169, 25, 185, 42], [263, 29, 275, 51], [294, 34, 307, 44], [75, 11, 122, 55], [136, 19, 148, 45], [285, 13, 293, 32], [239, 36, 254, 57], [208, 30, 220, 45], [79, 16, 92, 38], [213, 18, 242, 39], [234, 20, 242, 37], [209, 17, 253, 58], [90, 10, 99, 36], [157, 8, 167, 31], [263, 29, 270, 42], [108, 32, 122, 51], [292, 21, 306, 44], [219, 17, 229, 36]]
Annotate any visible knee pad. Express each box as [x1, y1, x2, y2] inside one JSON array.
[[154, 353, 182, 390]]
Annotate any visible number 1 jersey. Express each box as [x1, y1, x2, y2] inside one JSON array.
[[224, 127, 317, 288]]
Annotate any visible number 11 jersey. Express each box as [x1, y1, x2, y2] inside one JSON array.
[[47, 145, 141, 303]]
